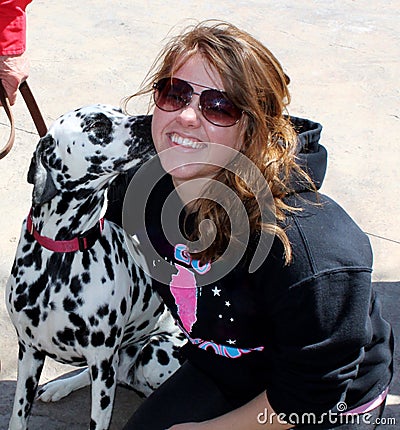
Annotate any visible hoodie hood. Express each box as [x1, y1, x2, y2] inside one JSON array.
[[290, 116, 327, 192]]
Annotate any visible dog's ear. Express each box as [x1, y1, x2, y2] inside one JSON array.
[[27, 136, 58, 207]]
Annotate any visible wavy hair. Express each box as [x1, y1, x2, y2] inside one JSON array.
[[124, 20, 314, 265]]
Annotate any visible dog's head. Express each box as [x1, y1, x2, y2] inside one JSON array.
[[28, 105, 155, 207]]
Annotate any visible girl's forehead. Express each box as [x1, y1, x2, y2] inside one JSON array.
[[172, 54, 225, 91]]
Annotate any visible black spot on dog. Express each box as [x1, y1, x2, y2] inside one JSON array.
[[91, 332, 105, 347], [141, 285, 152, 312], [91, 365, 99, 380], [82, 252, 91, 270], [63, 297, 77, 312], [108, 310, 117, 326], [153, 302, 164, 317], [14, 293, 27, 313], [137, 320, 150, 331], [105, 327, 118, 348], [81, 272, 90, 284], [101, 395, 111, 410], [69, 313, 90, 347], [89, 316, 99, 326], [24, 306, 41, 327], [25, 376, 37, 411], [70, 275, 83, 297], [125, 345, 138, 358], [86, 155, 108, 165], [57, 327, 75, 345], [56, 199, 69, 215], [131, 285, 139, 306], [157, 349, 170, 366], [42, 287, 50, 307], [97, 304, 109, 317], [100, 358, 115, 389], [139, 344, 153, 366], [120, 298, 127, 316], [104, 256, 114, 281], [22, 244, 31, 253]]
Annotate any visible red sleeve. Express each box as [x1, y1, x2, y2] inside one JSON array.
[[0, 0, 32, 55]]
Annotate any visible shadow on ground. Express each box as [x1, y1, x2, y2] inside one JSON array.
[[0, 377, 143, 429]]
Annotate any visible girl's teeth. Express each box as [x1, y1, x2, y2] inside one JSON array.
[[171, 133, 204, 149]]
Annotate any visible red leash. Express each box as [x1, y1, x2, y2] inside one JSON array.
[[0, 80, 47, 159]]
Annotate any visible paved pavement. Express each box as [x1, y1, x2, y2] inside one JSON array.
[[0, 1, 399, 428]]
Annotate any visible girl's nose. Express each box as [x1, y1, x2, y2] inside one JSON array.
[[177, 96, 201, 128]]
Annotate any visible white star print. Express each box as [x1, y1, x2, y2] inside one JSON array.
[[212, 286, 221, 296], [225, 301, 231, 307], [218, 314, 223, 318], [227, 339, 236, 345], [230, 318, 234, 322]]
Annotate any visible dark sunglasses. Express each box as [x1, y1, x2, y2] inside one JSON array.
[[153, 77, 243, 127]]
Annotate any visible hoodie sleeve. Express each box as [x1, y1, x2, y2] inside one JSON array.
[[260, 194, 383, 418], [0, 1, 32, 55], [265, 269, 374, 417]]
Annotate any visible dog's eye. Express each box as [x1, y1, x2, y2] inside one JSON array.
[[86, 120, 107, 131], [81, 113, 113, 139]]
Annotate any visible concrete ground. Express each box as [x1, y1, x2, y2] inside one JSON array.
[[0, 1, 399, 428]]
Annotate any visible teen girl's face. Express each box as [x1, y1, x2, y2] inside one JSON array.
[[151, 54, 245, 189]]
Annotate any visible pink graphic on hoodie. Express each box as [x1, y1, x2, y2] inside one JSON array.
[[170, 264, 198, 333]]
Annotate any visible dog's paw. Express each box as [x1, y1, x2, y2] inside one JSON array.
[[36, 379, 73, 402]]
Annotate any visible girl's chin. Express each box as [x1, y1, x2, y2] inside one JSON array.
[[158, 148, 210, 175], [160, 159, 216, 183], [162, 162, 203, 178]]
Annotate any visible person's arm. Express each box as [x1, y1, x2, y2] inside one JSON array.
[[0, 0, 32, 104], [168, 391, 292, 430]]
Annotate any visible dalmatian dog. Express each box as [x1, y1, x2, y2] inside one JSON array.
[[6, 105, 186, 430]]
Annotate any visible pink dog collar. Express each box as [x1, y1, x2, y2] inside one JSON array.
[[26, 210, 104, 252]]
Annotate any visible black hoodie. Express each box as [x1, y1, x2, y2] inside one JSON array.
[[106, 115, 393, 427]]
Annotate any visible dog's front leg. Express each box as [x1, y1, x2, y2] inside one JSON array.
[[88, 354, 119, 430], [8, 343, 45, 430]]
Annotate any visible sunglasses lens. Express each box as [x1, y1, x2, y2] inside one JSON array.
[[154, 78, 191, 112], [200, 90, 242, 127], [153, 78, 242, 127]]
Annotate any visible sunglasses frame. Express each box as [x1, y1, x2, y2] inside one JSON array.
[[153, 77, 243, 127]]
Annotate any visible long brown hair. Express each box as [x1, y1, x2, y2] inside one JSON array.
[[125, 20, 314, 265]]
